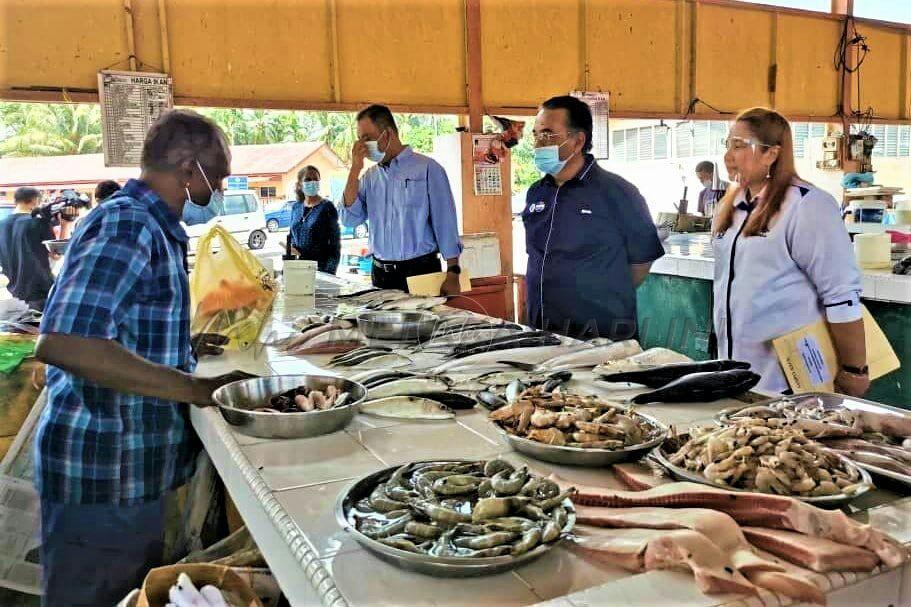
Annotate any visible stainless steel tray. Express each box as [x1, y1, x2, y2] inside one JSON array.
[[651, 432, 874, 508], [715, 392, 911, 489], [212, 374, 366, 439], [335, 460, 575, 577], [494, 411, 668, 467], [356, 311, 439, 342]]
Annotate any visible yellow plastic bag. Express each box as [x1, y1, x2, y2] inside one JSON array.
[[190, 226, 276, 350]]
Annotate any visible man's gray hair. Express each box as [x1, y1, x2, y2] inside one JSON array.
[[141, 109, 230, 174]]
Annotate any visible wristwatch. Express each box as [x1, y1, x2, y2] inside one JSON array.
[[841, 364, 869, 375], [447, 265, 462, 275]]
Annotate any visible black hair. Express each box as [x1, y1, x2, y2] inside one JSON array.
[[695, 161, 715, 174], [94, 180, 121, 202], [295, 165, 321, 201], [356, 104, 398, 134], [14, 186, 40, 204], [141, 109, 230, 176], [541, 95, 593, 153]]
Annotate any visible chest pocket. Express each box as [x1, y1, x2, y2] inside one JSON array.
[[396, 165, 429, 208], [549, 201, 605, 259]]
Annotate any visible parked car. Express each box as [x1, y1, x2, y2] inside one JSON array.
[[265, 200, 294, 232], [184, 189, 268, 253]]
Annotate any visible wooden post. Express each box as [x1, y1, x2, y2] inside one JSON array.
[[465, 0, 484, 133], [157, 0, 170, 73], [832, 0, 855, 130], [124, 0, 138, 71]]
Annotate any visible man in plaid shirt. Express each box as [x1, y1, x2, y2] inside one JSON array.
[[34, 110, 248, 606]]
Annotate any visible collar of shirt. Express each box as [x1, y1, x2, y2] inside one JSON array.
[[120, 179, 189, 244], [380, 145, 415, 170], [541, 153, 598, 187], [734, 184, 766, 212]]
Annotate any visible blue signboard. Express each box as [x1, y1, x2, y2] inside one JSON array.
[[226, 176, 248, 191]]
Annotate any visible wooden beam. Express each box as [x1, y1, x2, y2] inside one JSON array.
[[123, 0, 138, 71], [905, 34, 911, 120], [157, 0, 170, 73], [327, 0, 342, 104], [465, 0, 484, 132], [579, 0, 589, 91]]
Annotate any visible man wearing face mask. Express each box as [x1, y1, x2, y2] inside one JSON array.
[[340, 104, 463, 294], [523, 96, 664, 340], [695, 160, 728, 218], [33, 110, 250, 606]]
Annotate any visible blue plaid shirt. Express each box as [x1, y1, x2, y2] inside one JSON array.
[[36, 179, 198, 505]]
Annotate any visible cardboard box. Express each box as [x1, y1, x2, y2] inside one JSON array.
[[137, 564, 263, 607]]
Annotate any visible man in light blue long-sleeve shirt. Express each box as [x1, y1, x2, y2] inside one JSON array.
[[340, 105, 463, 294]]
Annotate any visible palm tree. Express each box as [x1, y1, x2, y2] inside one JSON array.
[[0, 103, 102, 157]]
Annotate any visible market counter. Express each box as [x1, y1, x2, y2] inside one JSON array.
[[636, 233, 911, 408], [192, 273, 911, 607]]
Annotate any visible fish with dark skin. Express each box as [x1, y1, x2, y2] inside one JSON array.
[[600, 360, 751, 388], [631, 369, 761, 404]]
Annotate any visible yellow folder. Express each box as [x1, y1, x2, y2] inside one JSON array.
[[406, 271, 472, 296], [772, 305, 900, 393]]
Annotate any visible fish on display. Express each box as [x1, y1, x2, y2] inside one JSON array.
[[341, 352, 413, 370], [431, 344, 581, 374], [445, 334, 562, 360], [366, 377, 451, 399], [360, 396, 455, 420], [601, 360, 752, 388], [539, 340, 642, 371], [630, 369, 761, 404], [447, 331, 550, 358]]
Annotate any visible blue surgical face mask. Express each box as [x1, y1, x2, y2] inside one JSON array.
[[182, 160, 224, 225], [701, 179, 713, 189], [302, 181, 320, 197], [366, 130, 387, 163], [534, 141, 572, 176]]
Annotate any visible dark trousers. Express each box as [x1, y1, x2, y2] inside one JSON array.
[[371, 252, 442, 292], [40, 497, 165, 607]]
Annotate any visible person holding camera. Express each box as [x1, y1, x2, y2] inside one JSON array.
[[0, 187, 74, 312]]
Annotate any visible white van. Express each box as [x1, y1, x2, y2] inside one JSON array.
[[184, 189, 268, 253]]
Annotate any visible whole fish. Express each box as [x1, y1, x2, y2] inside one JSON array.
[[420, 326, 525, 349], [367, 377, 451, 399], [288, 328, 363, 352], [432, 345, 582, 374], [332, 349, 398, 367], [414, 391, 478, 410], [348, 289, 410, 304], [447, 334, 561, 360], [329, 346, 392, 366], [601, 359, 752, 388], [630, 369, 761, 404], [349, 369, 417, 385], [448, 331, 549, 358], [345, 353, 413, 370], [336, 287, 383, 299], [539, 340, 641, 371], [287, 340, 365, 355], [360, 396, 455, 420], [373, 296, 448, 311], [593, 348, 692, 375], [279, 322, 346, 351]]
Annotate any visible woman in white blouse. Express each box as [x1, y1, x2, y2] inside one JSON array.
[[713, 107, 869, 396]]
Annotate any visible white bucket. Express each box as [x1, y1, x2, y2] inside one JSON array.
[[284, 260, 317, 296]]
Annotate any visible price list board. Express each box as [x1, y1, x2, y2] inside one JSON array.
[[98, 70, 173, 167]]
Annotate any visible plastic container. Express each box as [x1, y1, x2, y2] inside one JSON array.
[[854, 233, 892, 269], [283, 259, 316, 296], [852, 201, 886, 224], [895, 200, 911, 226]]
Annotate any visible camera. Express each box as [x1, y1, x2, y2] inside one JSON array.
[[31, 189, 91, 223]]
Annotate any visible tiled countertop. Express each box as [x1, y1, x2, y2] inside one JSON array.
[[652, 233, 911, 304], [192, 274, 911, 607]]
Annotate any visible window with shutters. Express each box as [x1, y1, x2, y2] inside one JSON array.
[[613, 129, 626, 159], [693, 121, 710, 156], [676, 124, 694, 158], [710, 122, 728, 155], [792, 123, 809, 158], [810, 124, 826, 138], [899, 126, 911, 157], [885, 126, 899, 157], [639, 127, 653, 161], [625, 128, 639, 162], [654, 126, 669, 160], [872, 125, 886, 157]]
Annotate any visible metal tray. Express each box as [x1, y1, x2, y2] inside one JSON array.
[[212, 374, 366, 439], [494, 411, 668, 467], [652, 432, 874, 508], [715, 392, 911, 489], [335, 460, 575, 577], [356, 311, 439, 342]]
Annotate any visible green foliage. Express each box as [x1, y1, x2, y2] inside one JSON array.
[[0, 103, 539, 190]]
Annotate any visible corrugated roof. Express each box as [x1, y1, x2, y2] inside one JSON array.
[[0, 142, 340, 188]]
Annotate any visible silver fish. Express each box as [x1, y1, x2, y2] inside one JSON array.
[[347, 353, 413, 370], [432, 345, 581, 374], [540, 340, 642, 372], [360, 397, 455, 420], [367, 377, 451, 399], [375, 296, 448, 311]]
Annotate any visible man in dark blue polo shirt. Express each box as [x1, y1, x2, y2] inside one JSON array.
[[523, 96, 664, 340]]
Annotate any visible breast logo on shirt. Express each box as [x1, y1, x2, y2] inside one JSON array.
[[528, 201, 547, 213]]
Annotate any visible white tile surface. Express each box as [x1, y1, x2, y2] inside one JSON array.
[[826, 567, 900, 607], [242, 432, 384, 491], [354, 420, 501, 466], [321, 549, 541, 606], [872, 275, 911, 303], [514, 546, 628, 601], [564, 570, 745, 607], [273, 479, 362, 558]]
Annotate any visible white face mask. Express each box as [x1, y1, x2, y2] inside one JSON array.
[[365, 130, 387, 163]]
